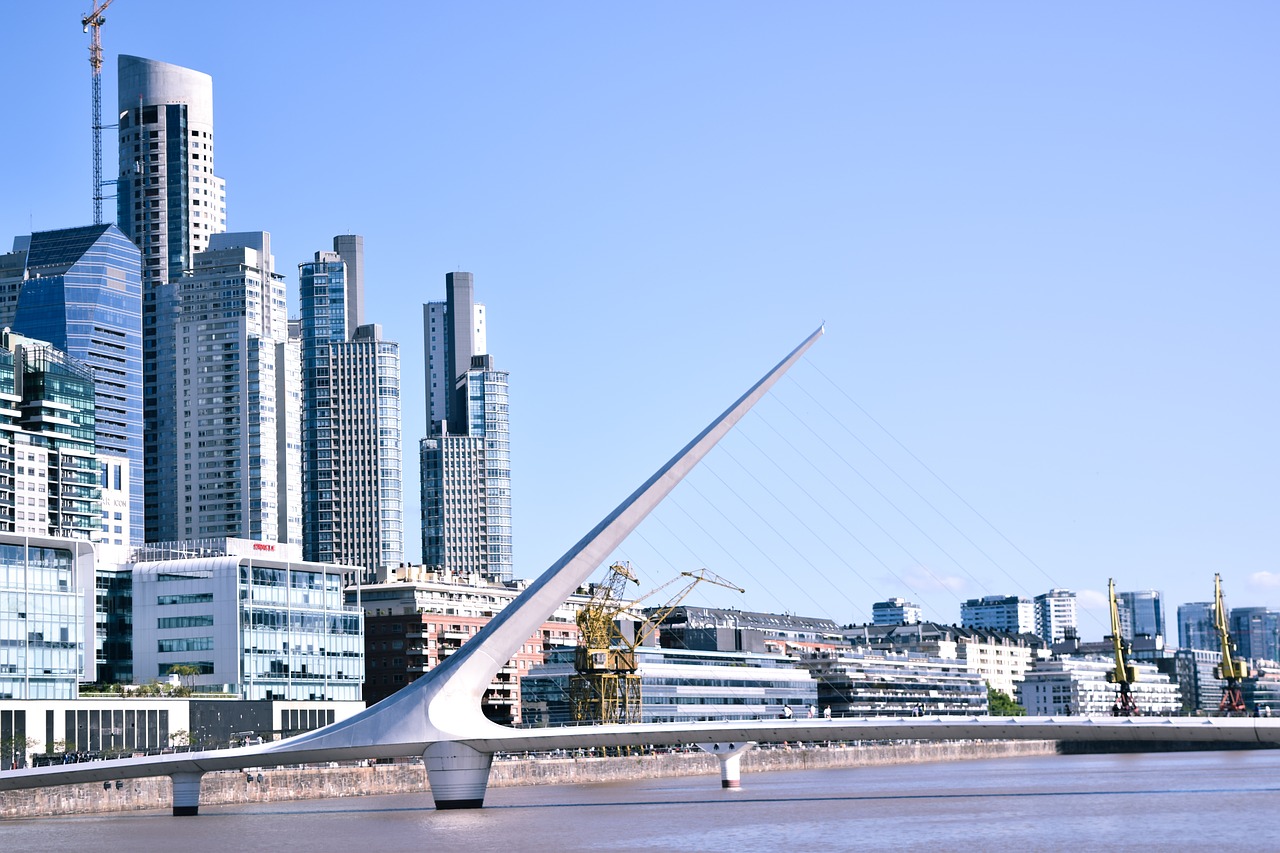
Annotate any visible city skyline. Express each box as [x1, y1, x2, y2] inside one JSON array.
[[0, 4, 1275, 632]]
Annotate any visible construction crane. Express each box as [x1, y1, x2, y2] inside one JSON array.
[[1212, 573, 1249, 715], [570, 562, 743, 727], [1104, 578, 1140, 716], [82, 0, 116, 224]]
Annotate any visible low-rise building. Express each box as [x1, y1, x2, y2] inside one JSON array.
[[842, 621, 1045, 697], [0, 695, 363, 770], [348, 565, 585, 722], [522, 645, 818, 726], [652, 606, 842, 657], [0, 534, 94, 701], [125, 539, 364, 701], [801, 648, 988, 716], [1017, 657, 1181, 716], [1173, 648, 1225, 714]]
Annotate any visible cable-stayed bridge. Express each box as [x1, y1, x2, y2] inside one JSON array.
[[2, 325, 1277, 815]]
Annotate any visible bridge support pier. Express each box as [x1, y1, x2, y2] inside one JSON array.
[[698, 741, 755, 789], [170, 770, 203, 816], [423, 742, 493, 809]]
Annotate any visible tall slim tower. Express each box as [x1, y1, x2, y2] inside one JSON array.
[[420, 273, 511, 580], [0, 225, 143, 545], [332, 234, 364, 334], [159, 232, 296, 543], [1033, 588, 1078, 643], [424, 272, 486, 435], [299, 246, 402, 571], [116, 55, 227, 542], [1117, 590, 1165, 643], [1177, 601, 1217, 652]]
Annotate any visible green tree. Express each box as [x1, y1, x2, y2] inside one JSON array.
[[168, 664, 202, 695], [988, 686, 1026, 716]]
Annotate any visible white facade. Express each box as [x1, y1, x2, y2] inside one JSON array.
[[961, 595, 1035, 635], [275, 336, 303, 547], [872, 597, 922, 625], [127, 540, 363, 701], [164, 233, 297, 542], [116, 55, 227, 275], [424, 299, 486, 435], [325, 327, 403, 570], [1034, 588, 1078, 643], [1018, 657, 1181, 716]]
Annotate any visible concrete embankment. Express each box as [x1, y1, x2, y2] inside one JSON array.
[[0, 740, 1056, 819]]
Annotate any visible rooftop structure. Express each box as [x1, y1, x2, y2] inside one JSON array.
[[653, 606, 841, 656]]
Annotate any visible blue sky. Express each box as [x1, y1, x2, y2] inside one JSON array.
[[1, 2, 1276, 637]]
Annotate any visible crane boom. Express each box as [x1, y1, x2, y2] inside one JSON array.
[[82, 0, 115, 224], [1105, 578, 1139, 716], [1213, 573, 1249, 714], [570, 563, 743, 727]]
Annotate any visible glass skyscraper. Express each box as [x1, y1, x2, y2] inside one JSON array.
[[1117, 589, 1166, 643], [116, 55, 227, 542], [298, 242, 402, 571], [0, 225, 143, 545], [1177, 601, 1217, 652], [421, 273, 512, 581]]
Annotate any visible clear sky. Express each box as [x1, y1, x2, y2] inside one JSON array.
[[1, 2, 1276, 639]]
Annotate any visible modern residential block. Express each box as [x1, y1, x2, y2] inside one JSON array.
[[420, 273, 511, 580], [871, 597, 922, 626], [159, 233, 298, 544], [298, 244, 403, 572], [960, 594, 1034, 635], [1033, 588, 1077, 643], [116, 55, 228, 543]]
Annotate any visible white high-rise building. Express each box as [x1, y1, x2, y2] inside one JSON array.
[[421, 273, 510, 580], [424, 272, 486, 436], [960, 595, 1035, 635], [117, 55, 228, 542], [1034, 588, 1078, 643], [160, 232, 298, 543], [872, 597, 923, 625]]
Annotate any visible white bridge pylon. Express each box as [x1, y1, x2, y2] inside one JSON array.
[[3, 323, 1279, 814]]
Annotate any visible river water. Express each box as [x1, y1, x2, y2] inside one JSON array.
[[3, 749, 1278, 852]]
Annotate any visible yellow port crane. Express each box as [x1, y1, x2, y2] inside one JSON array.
[[570, 562, 743, 726], [1212, 573, 1250, 715], [82, 1, 116, 225], [1105, 578, 1140, 716]]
